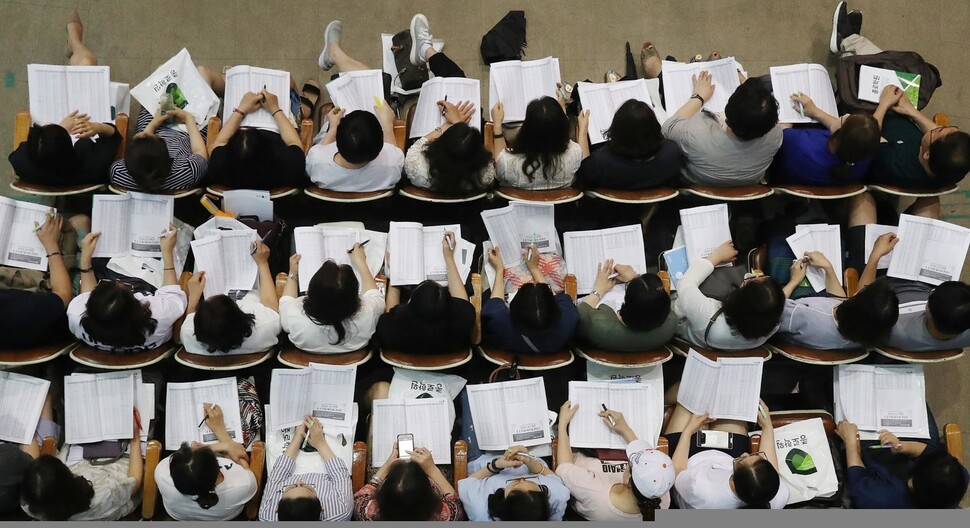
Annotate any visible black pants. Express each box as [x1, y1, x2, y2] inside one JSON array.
[[428, 52, 466, 78]]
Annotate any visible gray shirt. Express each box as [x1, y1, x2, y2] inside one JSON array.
[[661, 111, 782, 186], [882, 278, 970, 351], [778, 297, 858, 350]]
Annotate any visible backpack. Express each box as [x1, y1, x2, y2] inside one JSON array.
[[480, 11, 527, 65], [836, 50, 942, 113], [391, 29, 430, 91]]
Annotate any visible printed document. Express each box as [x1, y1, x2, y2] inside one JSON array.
[[0, 197, 56, 271], [27, 64, 111, 126], [0, 372, 51, 445], [190, 229, 259, 298], [91, 192, 174, 258], [677, 350, 764, 422], [466, 377, 550, 451], [563, 225, 646, 294], [410, 77, 482, 137], [577, 79, 666, 143], [567, 381, 663, 448], [387, 222, 473, 286], [165, 377, 243, 450], [679, 204, 732, 267], [269, 364, 357, 430], [481, 203, 558, 267], [223, 66, 292, 131], [64, 370, 141, 444], [834, 364, 929, 439], [371, 397, 452, 465], [786, 224, 843, 292], [488, 57, 562, 121], [769, 64, 839, 124], [887, 214, 970, 285], [662, 57, 741, 115], [325, 69, 385, 114]]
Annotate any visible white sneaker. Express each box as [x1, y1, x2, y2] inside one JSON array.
[[409, 14, 432, 66], [318, 20, 342, 70]]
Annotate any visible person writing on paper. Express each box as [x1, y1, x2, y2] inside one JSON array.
[[180, 241, 281, 355], [674, 241, 785, 350], [8, 11, 121, 187], [664, 399, 788, 509], [835, 417, 969, 508], [482, 245, 578, 354], [376, 232, 475, 355], [258, 417, 352, 521], [21, 408, 144, 521], [555, 402, 675, 521], [155, 402, 257, 521], [67, 227, 188, 352], [577, 259, 678, 352], [458, 445, 571, 521], [575, 99, 683, 190], [0, 390, 60, 514], [491, 93, 583, 190], [280, 244, 384, 354]]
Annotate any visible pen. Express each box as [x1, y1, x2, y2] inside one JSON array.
[[513, 451, 537, 459], [250, 231, 272, 255], [373, 96, 383, 110], [347, 239, 371, 254], [198, 409, 208, 429], [445, 230, 455, 251], [161, 228, 180, 238], [134, 411, 144, 434], [869, 443, 900, 450], [796, 92, 805, 118], [441, 95, 448, 116], [302, 418, 315, 449], [601, 404, 617, 427]]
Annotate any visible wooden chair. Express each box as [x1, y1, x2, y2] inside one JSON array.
[[243, 441, 267, 520], [584, 187, 679, 204], [945, 423, 964, 464], [399, 184, 489, 204], [173, 346, 276, 371], [679, 184, 774, 201], [69, 342, 177, 370], [107, 184, 203, 199], [668, 337, 772, 361], [206, 183, 300, 200], [871, 346, 965, 363], [772, 182, 868, 200], [277, 341, 373, 368], [352, 441, 368, 492], [0, 339, 78, 367], [763, 338, 868, 365], [494, 186, 584, 205], [305, 186, 395, 203]]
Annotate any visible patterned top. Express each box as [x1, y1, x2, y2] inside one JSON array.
[[352, 477, 465, 521], [109, 108, 208, 190], [404, 136, 496, 192], [258, 455, 353, 521], [494, 141, 582, 190]]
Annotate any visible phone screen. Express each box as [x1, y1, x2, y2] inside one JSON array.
[[397, 433, 414, 459]]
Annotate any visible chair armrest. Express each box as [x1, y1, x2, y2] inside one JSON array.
[[484, 121, 494, 151], [750, 433, 762, 454], [206, 117, 222, 154], [565, 274, 577, 303], [453, 439, 468, 487], [352, 441, 368, 492], [142, 440, 162, 520], [14, 110, 31, 150], [844, 267, 860, 297], [40, 436, 58, 456], [944, 423, 964, 464], [300, 118, 314, 153], [657, 271, 672, 295], [393, 118, 406, 151], [471, 273, 483, 345], [551, 436, 559, 470], [115, 113, 129, 160], [244, 441, 266, 520], [658, 436, 669, 456]]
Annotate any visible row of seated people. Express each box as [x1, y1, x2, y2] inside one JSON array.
[[10, 8, 970, 204]]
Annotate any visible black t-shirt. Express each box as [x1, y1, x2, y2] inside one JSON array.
[[375, 297, 475, 354], [8, 124, 121, 185], [207, 129, 308, 189], [0, 444, 32, 514], [0, 289, 69, 348], [576, 140, 682, 189]]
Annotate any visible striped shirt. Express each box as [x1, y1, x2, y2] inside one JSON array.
[[109, 108, 208, 190], [258, 455, 353, 522]]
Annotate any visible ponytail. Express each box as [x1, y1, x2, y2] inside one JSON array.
[[196, 490, 220, 510], [631, 479, 662, 520]]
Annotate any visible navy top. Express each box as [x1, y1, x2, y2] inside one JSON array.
[[0, 289, 68, 349], [8, 124, 120, 186], [576, 140, 682, 189], [771, 127, 872, 185], [482, 293, 579, 354]]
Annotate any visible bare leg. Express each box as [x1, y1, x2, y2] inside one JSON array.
[[847, 192, 877, 227], [67, 10, 97, 66], [197, 65, 225, 97], [330, 41, 370, 72], [904, 196, 941, 219], [640, 42, 662, 79], [663, 399, 692, 435], [708, 419, 748, 436], [364, 382, 390, 459]]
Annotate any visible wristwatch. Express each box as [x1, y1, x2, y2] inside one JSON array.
[[689, 93, 706, 104]]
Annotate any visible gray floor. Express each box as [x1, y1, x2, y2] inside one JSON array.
[[1, 0, 968, 477]]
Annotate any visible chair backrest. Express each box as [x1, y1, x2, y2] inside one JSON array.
[[141, 440, 163, 520], [585, 187, 679, 204], [682, 184, 774, 201], [670, 337, 772, 361], [244, 441, 267, 520], [772, 182, 867, 200], [300, 118, 314, 153], [944, 423, 964, 463], [393, 118, 406, 151], [277, 343, 372, 368], [173, 347, 275, 371], [453, 439, 469, 486], [0, 339, 78, 367], [70, 343, 177, 370], [352, 441, 368, 492], [494, 186, 584, 205]]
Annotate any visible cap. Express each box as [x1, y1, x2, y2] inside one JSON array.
[[625, 438, 675, 498]]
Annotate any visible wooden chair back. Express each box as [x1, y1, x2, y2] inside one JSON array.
[[669, 338, 772, 361], [872, 346, 965, 363], [70, 342, 177, 370], [107, 184, 203, 199], [305, 186, 395, 202], [173, 347, 276, 371], [0, 339, 77, 367], [944, 423, 964, 463], [681, 184, 774, 201], [277, 343, 372, 368], [494, 186, 583, 205], [763, 338, 868, 365], [243, 441, 267, 520], [772, 183, 867, 200], [141, 440, 163, 519], [585, 187, 679, 204]]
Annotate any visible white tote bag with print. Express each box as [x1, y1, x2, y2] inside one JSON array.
[[771, 417, 840, 504]]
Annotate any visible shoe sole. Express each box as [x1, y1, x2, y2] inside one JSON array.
[[319, 20, 340, 70], [830, 1, 845, 54], [409, 14, 428, 66]]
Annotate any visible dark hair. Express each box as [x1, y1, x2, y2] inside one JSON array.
[[423, 123, 491, 196], [224, 128, 271, 186], [374, 461, 442, 520], [835, 282, 898, 347], [277, 496, 322, 521], [928, 131, 970, 183], [509, 282, 561, 336], [927, 281, 970, 335], [81, 281, 158, 349], [606, 99, 664, 159], [620, 274, 671, 332], [26, 124, 78, 175], [336, 110, 383, 164], [193, 295, 256, 353], [486, 488, 550, 521], [21, 455, 94, 521], [733, 458, 780, 509], [170, 444, 221, 510], [910, 451, 969, 508], [124, 135, 172, 192], [303, 261, 361, 345], [409, 280, 451, 320], [724, 78, 779, 141], [828, 113, 880, 180], [722, 278, 785, 340], [630, 479, 662, 520], [513, 96, 570, 181]]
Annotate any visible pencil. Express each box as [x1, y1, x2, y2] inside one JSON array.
[[302, 418, 315, 449], [601, 404, 617, 427], [347, 239, 370, 254], [250, 231, 271, 255]]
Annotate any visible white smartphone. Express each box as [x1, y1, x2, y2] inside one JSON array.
[[696, 429, 733, 450], [397, 433, 414, 459]]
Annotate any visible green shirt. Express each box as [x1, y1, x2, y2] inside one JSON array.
[[577, 302, 677, 352], [872, 114, 931, 187]]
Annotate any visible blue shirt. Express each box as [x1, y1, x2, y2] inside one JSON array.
[[772, 128, 872, 185], [458, 455, 570, 521], [482, 293, 579, 354]]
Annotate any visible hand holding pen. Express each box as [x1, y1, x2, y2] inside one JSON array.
[[872, 429, 904, 453]]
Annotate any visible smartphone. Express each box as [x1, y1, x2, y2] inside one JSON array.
[[696, 430, 733, 450], [397, 433, 414, 459]]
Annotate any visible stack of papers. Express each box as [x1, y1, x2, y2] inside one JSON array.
[[223, 66, 291, 131], [27, 64, 111, 126], [268, 364, 357, 430], [326, 69, 385, 114], [567, 381, 663, 448], [677, 350, 764, 423], [480, 203, 558, 267], [191, 229, 259, 298], [91, 192, 175, 259], [887, 215, 970, 285], [387, 222, 474, 286], [487, 57, 562, 122], [563, 225, 646, 295], [409, 77, 482, 138], [372, 397, 453, 465], [293, 226, 386, 293], [769, 64, 839, 124], [834, 364, 929, 439], [785, 224, 843, 292], [466, 378, 551, 450], [65, 370, 151, 444], [661, 57, 742, 115], [577, 79, 667, 144], [165, 377, 242, 450], [679, 204, 732, 267]]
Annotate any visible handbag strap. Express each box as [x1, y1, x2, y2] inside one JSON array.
[[702, 307, 725, 350]]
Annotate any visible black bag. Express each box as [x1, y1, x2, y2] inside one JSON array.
[[836, 50, 942, 113], [391, 30, 430, 91], [480, 11, 527, 65]]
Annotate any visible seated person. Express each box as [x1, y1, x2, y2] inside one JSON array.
[[376, 232, 475, 355], [881, 279, 970, 352], [180, 242, 281, 355], [665, 398, 788, 509], [280, 244, 383, 354], [674, 241, 784, 350], [482, 245, 579, 354], [490, 94, 583, 190], [258, 416, 352, 521], [355, 443, 464, 521], [576, 99, 682, 189], [556, 402, 675, 520], [67, 228, 187, 352], [778, 250, 898, 349], [457, 445, 570, 521], [8, 11, 120, 187], [0, 391, 59, 515], [577, 259, 677, 352], [835, 415, 969, 508]]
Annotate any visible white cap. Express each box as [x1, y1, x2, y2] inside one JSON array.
[[626, 438, 675, 498]]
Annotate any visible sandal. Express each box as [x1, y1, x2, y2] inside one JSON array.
[[707, 51, 723, 61], [300, 80, 321, 120], [640, 42, 662, 79]]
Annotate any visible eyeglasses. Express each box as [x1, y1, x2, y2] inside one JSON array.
[[282, 482, 316, 494], [742, 271, 765, 284], [733, 451, 767, 470]]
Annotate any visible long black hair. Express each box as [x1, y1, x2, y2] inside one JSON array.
[[81, 281, 158, 349], [21, 455, 95, 520], [424, 123, 492, 196], [26, 124, 78, 175], [169, 444, 221, 510], [606, 99, 664, 159], [512, 97, 570, 181], [303, 261, 361, 345], [374, 461, 442, 520]]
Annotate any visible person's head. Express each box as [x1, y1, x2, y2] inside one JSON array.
[[424, 123, 492, 196], [374, 460, 442, 520], [169, 443, 221, 510], [124, 135, 172, 192], [626, 438, 675, 519], [927, 281, 970, 336], [408, 280, 451, 320], [80, 280, 158, 348], [828, 113, 880, 180], [277, 482, 322, 521], [607, 99, 664, 159], [724, 78, 779, 141], [224, 127, 271, 183], [21, 455, 94, 521], [335, 110, 383, 164], [731, 452, 781, 509], [192, 294, 256, 353], [25, 124, 78, 175], [923, 127, 970, 183], [514, 96, 570, 181], [486, 478, 551, 521], [303, 260, 361, 345], [909, 451, 969, 508], [509, 282, 561, 336], [834, 281, 898, 347], [721, 276, 785, 340], [620, 274, 671, 332]]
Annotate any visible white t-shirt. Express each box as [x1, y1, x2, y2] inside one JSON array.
[[306, 142, 404, 192], [180, 294, 281, 355], [67, 285, 188, 351], [673, 450, 788, 509], [23, 449, 138, 521], [555, 452, 665, 521], [155, 455, 257, 521], [279, 289, 384, 353]]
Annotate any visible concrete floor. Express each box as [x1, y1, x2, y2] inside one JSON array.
[[1, 0, 968, 478]]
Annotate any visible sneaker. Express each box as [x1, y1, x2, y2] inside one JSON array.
[[848, 10, 863, 37], [409, 14, 432, 66], [318, 20, 342, 71], [829, 1, 851, 54]]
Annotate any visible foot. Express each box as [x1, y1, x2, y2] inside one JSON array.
[[66, 9, 83, 56], [409, 13, 432, 66], [318, 20, 342, 70], [604, 69, 621, 83], [640, 41, 662, 79], [707, 51, 722, 61], [830, 1, 851, 54], [300, 80, 321, 121], [848, 10, 863, 37]]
